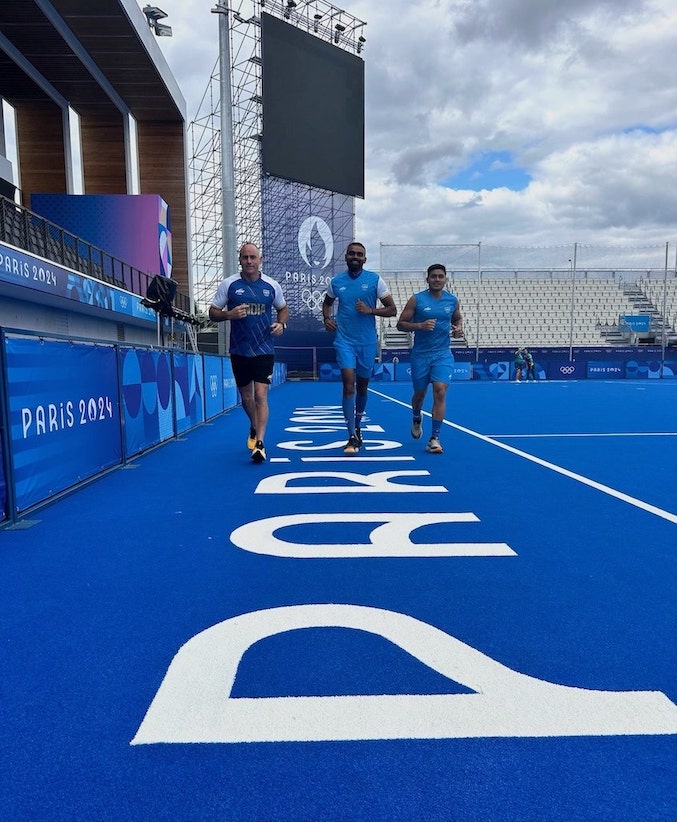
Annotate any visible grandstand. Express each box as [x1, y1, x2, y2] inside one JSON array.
[[639, 275, 677, 340], [382, 273, 677, 351], [0, 0, 195, 347]]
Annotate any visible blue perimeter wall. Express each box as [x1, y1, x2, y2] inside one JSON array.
[[318, 345, 677, 382], [0, 329, 285, 525]]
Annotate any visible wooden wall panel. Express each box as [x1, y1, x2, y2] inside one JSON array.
[[137, 121, 189, 298], [16, 104, 66, 208], [80, 113, 127, 193]]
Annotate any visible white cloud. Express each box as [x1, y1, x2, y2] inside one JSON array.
[[147, 0, 677, 263]]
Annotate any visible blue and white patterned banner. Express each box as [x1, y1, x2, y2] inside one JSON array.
[[5, 336, 121, 512], [120, 347, 174, 457]]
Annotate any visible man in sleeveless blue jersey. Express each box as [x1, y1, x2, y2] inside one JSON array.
[[396, 263, 463, 454], [321, 242, 397, 454], [209, 243, 288, 463]]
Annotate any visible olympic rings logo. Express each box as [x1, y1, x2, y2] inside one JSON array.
[[301, 288, 324, 311], [559, 366, 575, 375]]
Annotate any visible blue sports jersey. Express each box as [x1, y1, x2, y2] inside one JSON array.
[[211, 273, 286, 357], [326, 269, 390, 345], [410, 289, 458, 355]]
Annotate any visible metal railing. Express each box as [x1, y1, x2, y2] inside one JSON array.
[[0, 195, 192, 314]]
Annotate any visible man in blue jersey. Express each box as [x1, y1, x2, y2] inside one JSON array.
[[209, 243, 288, 463], [396, 263, 463, 454], [321, 242, 397, 454]]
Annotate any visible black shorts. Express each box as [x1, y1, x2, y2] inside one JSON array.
[[231, 353, 274, 387]]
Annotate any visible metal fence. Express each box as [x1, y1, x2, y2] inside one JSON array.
[[378, 242, 677, 357]]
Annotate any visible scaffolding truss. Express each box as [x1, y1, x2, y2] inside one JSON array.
[[188, 0, 367, 313]]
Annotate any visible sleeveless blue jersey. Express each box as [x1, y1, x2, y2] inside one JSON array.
[[411, 289, 458, 355], [211, 273, 286, 357], [326, 269, 390, 345]]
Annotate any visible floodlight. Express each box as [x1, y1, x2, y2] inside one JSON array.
[[143, 5, 167, 22], [143, 5, 172, 37]]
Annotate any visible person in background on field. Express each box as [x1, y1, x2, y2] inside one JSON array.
[[396, 263, 463, 454], [321, 242, 397, 454], [514, 347, 525, 382], [209, 242, 288, 463], [523, 348, 536, 381]]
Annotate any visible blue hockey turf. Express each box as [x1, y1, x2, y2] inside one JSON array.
[[1, 380, 676, 821]]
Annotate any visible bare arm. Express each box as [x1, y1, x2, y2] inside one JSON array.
[[396, 296, 416, 331], [270, 303, 289, 336], [396, 296, 434, 332], [451, 303, 464, 337], [356, 293, 397, 318], [377, 294, 398, 318], [321, 294, 337, 332]]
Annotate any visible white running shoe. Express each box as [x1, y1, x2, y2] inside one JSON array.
[[425, 437, 443, 454]]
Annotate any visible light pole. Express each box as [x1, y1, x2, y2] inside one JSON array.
[[475, 242, 482, 362], [211, 1, 238, 355], [660, 242, 669, 376], [568, 245, 577, 361]]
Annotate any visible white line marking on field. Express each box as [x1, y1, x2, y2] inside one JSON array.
[[491, 432, 677, 439], [370, 389, 677, 525]]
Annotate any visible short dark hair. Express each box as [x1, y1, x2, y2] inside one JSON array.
[[427, 263, 446, 275], [347, 241, 366, 253]]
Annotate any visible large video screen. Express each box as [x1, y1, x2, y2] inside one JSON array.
[[261, 13, 364, 198]]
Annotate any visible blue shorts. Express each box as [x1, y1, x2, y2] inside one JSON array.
[[410, 350, 454, 392], [334, 337, 377, 379]]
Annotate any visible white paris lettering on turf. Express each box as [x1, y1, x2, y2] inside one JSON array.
[[132, 604, 677, 744], [133, 403, 677, 744], [255, 470, 447, 494], [230, 513, 516, 558], [277, 438, 400, 451]]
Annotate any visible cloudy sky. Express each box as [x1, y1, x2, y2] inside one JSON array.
[[146, 0, 676, 260]]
